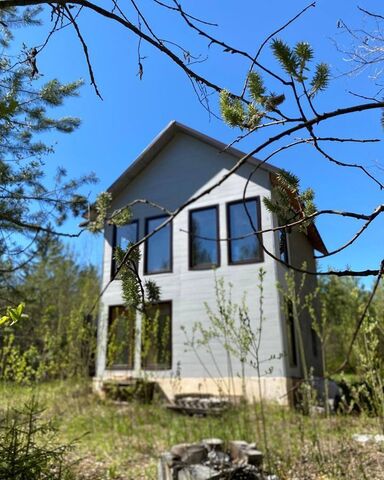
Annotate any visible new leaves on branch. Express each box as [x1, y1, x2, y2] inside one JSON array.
[[263, 169, 316, 232], [310, 63, 330, 96]]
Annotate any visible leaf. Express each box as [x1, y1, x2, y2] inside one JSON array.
[[247, 72, 265, 103], [247, 103, 263, 129], [294, 42, 314, 63], [310, 63, 330, 96], [0, 315, 10, 325], [271, 39, 299, 76], [294, 42, 314, 80], [219, 90, 245, 128]]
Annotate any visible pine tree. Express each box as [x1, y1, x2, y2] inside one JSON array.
[[0, 7, 96, 282]]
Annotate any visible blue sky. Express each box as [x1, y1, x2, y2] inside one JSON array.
[[13, 0, 384, 282]]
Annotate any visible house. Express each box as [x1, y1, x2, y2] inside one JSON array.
[[94, 121, 327, 405]]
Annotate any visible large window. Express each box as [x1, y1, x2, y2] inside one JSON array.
[[144, 216, 172, 274], [107, 306, 136, 369], [227, 198, 262, 264], [111, 221, 138, 277], [141, 302, 172, 370], [189, 206, 220, 269]]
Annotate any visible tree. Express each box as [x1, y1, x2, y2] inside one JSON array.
[[0, 237, 99, 381], [0, 6, 96, 286]]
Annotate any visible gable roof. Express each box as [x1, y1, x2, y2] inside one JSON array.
[[107, 120, 280, 198], [106, 120, 327, 255]]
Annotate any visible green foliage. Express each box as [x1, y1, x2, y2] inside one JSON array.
[[87, 191, 113, 233], [271, 39, 300, 77], [0, 396, 75, 480], [263, 169, 316, 232], [114, 245, 160, 312], [0, 303, 27, 326], [220, 39, 330, 130], [272, 38, 329, 88], [247, 71, 265, 102], [310, 63, 330, 96], [219, 89, 246, 128], [0, 239, 99, 382]]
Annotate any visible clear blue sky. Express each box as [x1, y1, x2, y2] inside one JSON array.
[[13, 0, 384, 283]]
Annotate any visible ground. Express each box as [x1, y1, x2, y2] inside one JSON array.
[[1, 381, 383, 479]]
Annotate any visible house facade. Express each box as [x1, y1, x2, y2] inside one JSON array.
[[95, 121, 327, 405]]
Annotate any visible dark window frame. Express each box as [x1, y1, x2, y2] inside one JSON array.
[[106, 304, 136, 370], [144, 215, 173, 275], [141, 300, 172, 371], [111, 220, 139, 280], [188, 204, 220, 270], [286, 300, 298, 368], [226, 196, 264, 265], [278, 228, 290, 265]]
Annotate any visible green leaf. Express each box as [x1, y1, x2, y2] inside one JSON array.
[[294, 42, 314, 63], [247, 103, 263, 129], [271, 39, 299, 77], [247, 72, 265, 103], [310, 63, 330, 96], [294, 42, 314, 81], [0, 315, 10, 325], [219, 90, 245, 128]]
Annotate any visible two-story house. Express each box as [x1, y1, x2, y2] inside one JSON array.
[[94, 121, 327, 404]]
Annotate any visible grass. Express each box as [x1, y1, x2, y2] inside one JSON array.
[[1, 380, 384, 479]]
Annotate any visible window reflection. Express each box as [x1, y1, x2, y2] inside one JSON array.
[[145, 216, 171, 274], [190, 207, 219, 269], [227, 199, 261, 264]]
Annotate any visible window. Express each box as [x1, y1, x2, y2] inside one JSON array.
[[144, 216, 172, 274], [286, 300, 298, 368], [227, 198, 262, 264], [278, 229, 289, 264], [141, 302, 172, 370], [189, 206, 220, 269], [111, 221, 138, 277], [107, 306, 136, 369]]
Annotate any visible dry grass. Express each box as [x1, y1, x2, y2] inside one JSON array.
[[1, 380, 383, 479]]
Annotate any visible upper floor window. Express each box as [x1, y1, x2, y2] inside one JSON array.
[[111, 221, 138, 277], [141, 302, 172, 370], [145, 216, 172, 274], [227, 198, 262, 264], [189, 206, 220, 269], [278, 229, 289, 264]]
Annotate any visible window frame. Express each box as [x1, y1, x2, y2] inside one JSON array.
[[188, 204, 220, 271], [226, 196, 263, 265], [111, 220, 139, 280], [286, 300, 298, 368], [106, 305, 136, 370], [278, 228, 290, 265], [141, 300, 172, 371], [144, 215, 173, 275]]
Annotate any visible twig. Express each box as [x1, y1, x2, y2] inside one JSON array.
[[63, 5, 103, 99]]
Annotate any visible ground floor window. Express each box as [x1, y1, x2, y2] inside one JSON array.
[[107, 306, 136, 369], [141, 302, 172, 370]]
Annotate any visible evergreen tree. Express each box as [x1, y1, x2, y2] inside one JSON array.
[[0, 6, 96, 283]]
